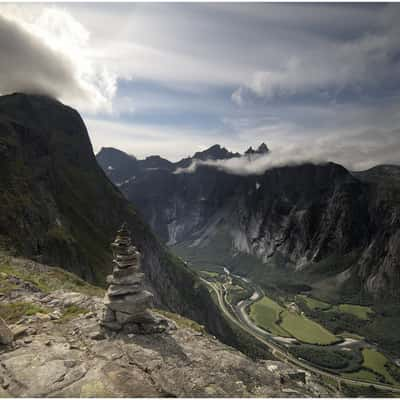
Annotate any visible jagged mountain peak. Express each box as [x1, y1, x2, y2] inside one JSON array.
[[257, 142, 269, 153], [245, 142, 269, 155], [193, 144, 240, 161]]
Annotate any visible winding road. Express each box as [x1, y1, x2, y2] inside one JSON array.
[[199, 270, 400, 395]]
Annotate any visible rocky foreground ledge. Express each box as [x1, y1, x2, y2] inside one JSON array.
[[0, 256, 336, 397]]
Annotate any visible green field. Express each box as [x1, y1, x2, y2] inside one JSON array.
[[342, 348, 400, 386], [362, 349, 398, 385], [338, 304, 372, 320], [250, 295, 338, 344], [249, 296, 290, 337], [297, 294, 331, 311], [297, 295, 373, 321], [280, 310, 338, 345]]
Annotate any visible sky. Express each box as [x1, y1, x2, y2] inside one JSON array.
[[0, 2, 399, 171]]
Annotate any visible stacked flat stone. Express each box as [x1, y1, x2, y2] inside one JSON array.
[[100, 223, 167, 334]]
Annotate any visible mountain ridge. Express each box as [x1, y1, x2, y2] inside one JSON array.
[[97, 145, 400, 303], [97, 142, 268, 182]]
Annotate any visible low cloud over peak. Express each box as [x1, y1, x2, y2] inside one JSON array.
[[174, 148, 325, 176], [0, 8, 116, 113], [174, 125, 400, 176]]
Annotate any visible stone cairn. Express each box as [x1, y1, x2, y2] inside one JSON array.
[[100, 223, 167, 334]]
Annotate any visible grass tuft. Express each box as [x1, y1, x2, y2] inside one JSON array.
[[0, 301, 48, 323], [56, 305, 89, 323], [0, 258, 104, 297]]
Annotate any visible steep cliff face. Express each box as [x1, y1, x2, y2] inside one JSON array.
[[97, 147, 400, 302], [352, 166, 400, 298], [228, 164, 370, 265], [0, 93, 255, 352], [0, 93, 146, 281]]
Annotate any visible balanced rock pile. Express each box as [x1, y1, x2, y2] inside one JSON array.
[[100, 223, 168, 334]]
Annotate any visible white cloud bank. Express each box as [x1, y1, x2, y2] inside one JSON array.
[[174, 150, 326, 176], [0, 7, 116, 113], [175, 124, 400, 176]]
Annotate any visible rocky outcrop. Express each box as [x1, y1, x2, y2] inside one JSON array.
[[0, 259, 335, 397], [1, 313, 328, 397], [100, 224, 168, 334]]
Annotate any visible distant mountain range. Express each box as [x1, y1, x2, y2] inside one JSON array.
[[96, 142, 269, 185], [97, 145, 400, 303]]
